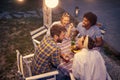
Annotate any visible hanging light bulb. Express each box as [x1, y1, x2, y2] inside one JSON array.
[[45, 0, 59, 8], [17, 0, 24, 3]]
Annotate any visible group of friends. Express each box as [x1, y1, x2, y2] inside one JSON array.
[[31, 12, 108, 80]]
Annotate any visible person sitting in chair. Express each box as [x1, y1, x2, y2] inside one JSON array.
[[46, 12, 76, 59], [31, 24, 66, 75], [72, 35, 107, 80], [76, 12, 103, 47]]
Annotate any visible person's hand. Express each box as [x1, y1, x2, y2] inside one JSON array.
[[96, 23, 102, 28], [61, 54, 70, 62], [66, 23, 74, 38], [69, 23, 74, 29]]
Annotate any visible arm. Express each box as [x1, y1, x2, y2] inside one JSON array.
[[72, 30, 79, 40], [75, 22, 83, 38], [95, 37, 103, 47], [72, 49, 88, 80], [72, 61, 80, 79], [66, 23, 74, 38], [72, 54, 82, 80], [95, 27, 103, 47], [51, 49, 61, 68]]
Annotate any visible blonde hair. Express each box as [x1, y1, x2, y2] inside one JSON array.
[[83, 35, 95, 49], [83, 35, 88, 49], [61, 12, 70, 19]]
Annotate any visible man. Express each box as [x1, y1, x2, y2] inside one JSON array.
[[72, 35, 107, 80], [31, 24, 66, 75], [46, 12, 75, 57], [76, 12, 103, 47]]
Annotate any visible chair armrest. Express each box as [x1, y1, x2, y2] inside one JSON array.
[[25, 70, 59, 80], [69, 72, 75, 80], [23, 54, 34, 59], [33, 39, 40, 44]]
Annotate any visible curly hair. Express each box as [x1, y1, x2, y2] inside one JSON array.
[[83, 12, 97, 26]]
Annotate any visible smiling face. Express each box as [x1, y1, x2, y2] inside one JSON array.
[[60, 12, 70, 27], [82, 12, 97, 28], [61, 16, 70, 27], [82, 17, 91, 29]]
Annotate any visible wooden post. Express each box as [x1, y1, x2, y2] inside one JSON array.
[[43, 0, 52, 28]]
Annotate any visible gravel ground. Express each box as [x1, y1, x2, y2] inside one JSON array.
[[101, 49, 120, 80]]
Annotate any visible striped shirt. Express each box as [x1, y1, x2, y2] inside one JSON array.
[[32, 36, 61, 75], [57, 38, 71, 55]]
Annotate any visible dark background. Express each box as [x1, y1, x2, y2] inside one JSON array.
[[0, 0, 43, 12]]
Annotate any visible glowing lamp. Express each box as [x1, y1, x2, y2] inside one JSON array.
[[45, 0, 59, 8], [17, 0, 24, 3]]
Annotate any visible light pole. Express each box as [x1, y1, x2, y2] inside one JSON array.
[[43, 0, 59, 28]]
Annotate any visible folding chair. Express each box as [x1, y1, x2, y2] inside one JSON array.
[[16, 50, 34, 78], [30, 26, 48, 51], [69, 72, 76, 80], [16, 50, 59, 80]]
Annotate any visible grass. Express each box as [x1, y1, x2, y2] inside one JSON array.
[[0, 8, 64, 79], [0, 17, 43, 80]]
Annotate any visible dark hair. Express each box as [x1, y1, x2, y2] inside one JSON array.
[[88, 36, 95, 49], [83, 12, 97, 26], [50, 24, 66, 37]]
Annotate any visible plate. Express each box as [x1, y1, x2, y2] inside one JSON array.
[[73, 50, 80, 53]]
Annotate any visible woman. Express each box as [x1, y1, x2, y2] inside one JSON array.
[[72, 35, 107, 80]]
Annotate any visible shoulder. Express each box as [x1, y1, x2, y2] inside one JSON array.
[[74, 48, 89, 64], [52, 21, 61, 25], [89, 49, 100, 54], [77, 22, 83, 30], [92, 25, 101, 31], [75, 48, 88, 57], [49, 21, 61, 28], [89, 49, 102, 58], [77, 22, 82, 27], [44, 36, 58, 48]]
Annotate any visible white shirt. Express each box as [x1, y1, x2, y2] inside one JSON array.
[[72, 48, 107, 80]]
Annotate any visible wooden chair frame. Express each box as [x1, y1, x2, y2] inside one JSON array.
[[16, 50, 59, 80], [30, 26, 48, 50]]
